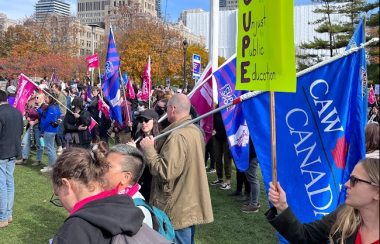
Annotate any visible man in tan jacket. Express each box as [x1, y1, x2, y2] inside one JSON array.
[[140, 93, 213, 244]]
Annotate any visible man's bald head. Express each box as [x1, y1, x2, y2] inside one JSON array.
[[167, 93, 191, 120]]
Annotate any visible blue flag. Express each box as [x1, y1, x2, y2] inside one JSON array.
[[122, 72, 128, 86], [102, 28, 123, 125], [242, 51, 365, 243], [343, 16, 367, 203], [214, 57, 250, 171], [87, 82, 92, 101]]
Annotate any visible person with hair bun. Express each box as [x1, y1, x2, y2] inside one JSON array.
[[51, 142, 165, 244], [266, 158, 379, 244]]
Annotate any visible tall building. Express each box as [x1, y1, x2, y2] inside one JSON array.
[[0, 13, 16, 37], [178, 9, 205, 26], [185, 4, 350, 60], [155, 0, 161, 18], [77, 0, 156, 25], [34, 0, 71, 22], [220, 0, 238, 10]]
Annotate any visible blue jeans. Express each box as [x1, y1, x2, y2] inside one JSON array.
[[245, 157, 260, 207], [22, 126, 44, 161], [0, 157, 16, 221], [43, 132, 57, 166], [55, 119, 66, 147], [174, 225, 195, 244]]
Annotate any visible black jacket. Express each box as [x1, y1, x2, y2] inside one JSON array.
[[53, 195, 145, 244], [265, 205, 358, 244], [0, 103, 23, 160], [63, 109, 92, 145], [213, 111, 227, 141]]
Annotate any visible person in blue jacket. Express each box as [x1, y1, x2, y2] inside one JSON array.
[[37, 92, 61, 173]]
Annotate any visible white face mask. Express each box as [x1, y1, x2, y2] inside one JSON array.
[[138, 105, 144, 112]]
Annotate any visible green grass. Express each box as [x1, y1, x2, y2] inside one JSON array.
[[1, 142, 278, 244]]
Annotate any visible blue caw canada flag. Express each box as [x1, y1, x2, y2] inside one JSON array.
[[242, 50, 365, 243]]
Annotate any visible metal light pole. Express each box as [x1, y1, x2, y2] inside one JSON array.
[[88, 24, 99, 86], [182, 39, 188, 90]]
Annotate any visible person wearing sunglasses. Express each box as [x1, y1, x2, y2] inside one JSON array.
[[16, 92, 48, 166], [49, 142, 165, 244], [266, 158, 379, 244], [127, 109, 160, 202]]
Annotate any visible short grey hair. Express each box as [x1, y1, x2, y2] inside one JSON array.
[[109, 144, 146, 184], [168, 93, 191, 114]]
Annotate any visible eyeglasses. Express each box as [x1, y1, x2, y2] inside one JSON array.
[[157, 106, 166, 110], [349, 175, 379, 188], [139, 118, 151, 123], [50, 192, 63, 207]]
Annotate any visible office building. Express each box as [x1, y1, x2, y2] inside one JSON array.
[[34, 0, 71, 22]]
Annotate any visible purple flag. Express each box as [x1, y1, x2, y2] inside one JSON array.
[[214, 56, 250, 171]]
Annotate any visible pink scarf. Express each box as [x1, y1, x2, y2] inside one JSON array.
[[118, 183, 140, 197]]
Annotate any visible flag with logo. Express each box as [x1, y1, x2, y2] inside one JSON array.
[[242, 51, 364, 243], [13, 74, 37, 115], [102, 27, 123, 124], [141, 56, 151, 102], [86, 53, 100, 69], [214, 56, 250, 171], [189, 62, 214, 144]]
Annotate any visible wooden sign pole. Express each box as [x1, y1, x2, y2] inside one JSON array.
[[270, 91, 277, 190]]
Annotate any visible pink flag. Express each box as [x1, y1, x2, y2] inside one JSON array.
[[189, 63, 213, 143], [89, 118, 97, 131], [98, 97, 110, 119], [86, 54, 100, 69], [369, 85, 375, 104], [127, 77, 135, 99], [13, 74, 37, 115], [141, 56, 151, 101]]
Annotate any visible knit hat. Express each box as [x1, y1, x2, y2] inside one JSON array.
[[7, 85, 16, 94]]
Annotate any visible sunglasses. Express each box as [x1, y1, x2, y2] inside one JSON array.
[[50, 192, 63, 207], [139, 118, 152, 123], [349, 175, 379, 188]]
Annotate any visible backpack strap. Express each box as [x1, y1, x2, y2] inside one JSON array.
[[133, 198, 153, 212], [133, 198, 160, 232]]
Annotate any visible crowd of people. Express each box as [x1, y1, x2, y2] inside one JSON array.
[[0, 75, 379, 244]]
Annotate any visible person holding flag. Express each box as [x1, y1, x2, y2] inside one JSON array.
[[101, 26, 123, 144], [266, 158, 379, 244]]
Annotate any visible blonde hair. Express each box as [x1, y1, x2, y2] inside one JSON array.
[[329, 158, 379, 243]]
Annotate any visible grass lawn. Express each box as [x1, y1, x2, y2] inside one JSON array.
[[1, 141, 278, 244]]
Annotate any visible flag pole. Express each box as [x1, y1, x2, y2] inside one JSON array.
[[139, 90, 262, 143], [270, 91, 277, 189], [109, 24, 133, 130], [151, 39, 379, 142], [148, 56, 151, 109]]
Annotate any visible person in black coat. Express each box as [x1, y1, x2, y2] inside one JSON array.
[[51, 143, 144, 244], [63, 97, 92, 149], [0, 90, 23, 228], [266, 158, 379, 244]]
